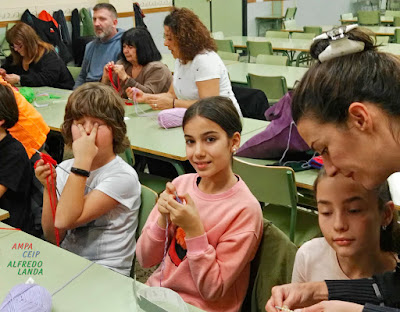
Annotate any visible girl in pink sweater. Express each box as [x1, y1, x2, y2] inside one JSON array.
[[136, 96, 263, 312]]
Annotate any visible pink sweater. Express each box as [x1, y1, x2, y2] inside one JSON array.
[[136, 174, 263, 312]]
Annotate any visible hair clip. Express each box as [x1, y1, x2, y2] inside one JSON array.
[[313, 24, 364, 63]]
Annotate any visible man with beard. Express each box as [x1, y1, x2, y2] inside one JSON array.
[[74, 3, 124, 88]]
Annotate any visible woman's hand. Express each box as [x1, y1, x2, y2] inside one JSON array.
[[293, 301, 364, 312], [146, 93, 174, 110], [72, 123, 98, 169], [4, 74, 20, 85], [35, 159, 56, 187], [0, 68, 6, 77], [266, 282, 328, 312], [112, 64, 129, 81]]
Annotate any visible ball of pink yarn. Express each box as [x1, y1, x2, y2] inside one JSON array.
[[0, 284, 52, 312], [158, 108, 187, 129]]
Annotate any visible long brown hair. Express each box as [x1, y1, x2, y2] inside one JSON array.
[[164, 7, 216, 64], [6, 22, 54, 66]]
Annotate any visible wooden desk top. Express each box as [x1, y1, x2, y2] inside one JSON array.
[[225, 36, 313, 51]]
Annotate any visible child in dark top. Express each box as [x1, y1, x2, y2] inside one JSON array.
[[0, 84, 34, 233]]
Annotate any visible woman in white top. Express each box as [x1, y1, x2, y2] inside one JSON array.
[[292, 169, 399, 283], [126, 7, 241, 116]]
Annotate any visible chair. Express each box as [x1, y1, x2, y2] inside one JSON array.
[[303, 26, 322, 35], [292, 32, 316, 40], [119, 146, 135, 167], [246, 41, 273, 63], [0, 23, 16, 59], [214, 39, 235, 53], [233, 157, 298, 241], [241, 219, 298, 312], [340, 13, 354, 24], [265, 31, 289, 39], [383, 10, 400, 18], [67, 66, 82, 81], [357, 10, 380, 25], [394, 16, 400, 26], [375, 36, 390, 45], [283, 19, 297, 30], [256, 54, 289, 66], [247, 74, 288, 105], [284, 7, 297, 20], [395, 29, 400, 43], [136, 185, 158, 240], [217, 50, 240, 61]]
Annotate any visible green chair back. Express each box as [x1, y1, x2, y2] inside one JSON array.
[[247, 74, 288, 104], [395, 29, 400, 43], [136, 185, 158, 239], [214, 39, 235, 53], [265, 31, 289, 39], [384, 10, 400, 17], [246, 41, 273, 62], [217, 50, 240, 61], [284, 7, 297, 20], [256, 54, 289, 66], [283, 19, 297, 29], [303, 26, 322, 35], [67, 66, 82, 81], [394, 16, 400, 26], [233, 157, 298, 241], [375, 35, 390, 45], [118, 147, 135, 167], [357, 10, 380, 25], [292, 32, 316, 40]]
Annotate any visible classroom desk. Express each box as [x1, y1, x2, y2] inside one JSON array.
[[226, 62, 308, 88], [255, 15, 285, 36], [32, 87, 269, 174], [281, 25, 335, 33], [0, 208, 9, 221], [225, 36, 313, 52], [161, 53, 238, 74], [378, 43, 400, 55], [0, 222, 203, 311], [341, 16, 394, 24], [363, 26, 400, 36]]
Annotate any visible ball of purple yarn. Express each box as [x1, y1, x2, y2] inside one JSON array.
[[158, 108, 187, 129], [0, 284, 52, 312]]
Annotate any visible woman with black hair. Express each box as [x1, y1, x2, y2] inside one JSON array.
[[101, 27, 172, 98]]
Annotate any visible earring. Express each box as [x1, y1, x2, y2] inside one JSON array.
[[232, 147, 237, 154], [382, 225, 387, 231]]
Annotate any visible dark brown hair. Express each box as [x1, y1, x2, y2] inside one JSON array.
[[164, 7, 216, 64], [61, 83, 129, 154], [183, 96, 242, 137], [93, 3, 117, 19], [314, 168, 400, 253], [292, 27, 400, 126], [6, 22, 54, 66], [0, 84, 18, 129]]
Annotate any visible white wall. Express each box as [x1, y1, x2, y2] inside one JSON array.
[[143, 11, 171, 54]]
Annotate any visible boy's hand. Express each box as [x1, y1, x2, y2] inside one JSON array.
[[35, 159, 56, 187], [72, 123, 98, 169]]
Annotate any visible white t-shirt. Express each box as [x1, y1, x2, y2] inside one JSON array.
[[56, 156, 141, 276], [291, 238, 349, 282], [173, 50, 242, 116]]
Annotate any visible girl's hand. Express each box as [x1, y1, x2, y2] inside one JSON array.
[[166, 193, 204, 238], [147, 94, 174, 110], [156, 182, 176, 228], [72, 123, 98, 168], [4, 74, 20, 85], [293, 301, 364, 312], [112, 64, 128, 81], [34, 159, 56, 187], [266, 282, 328, 312], [126, 87, 145, 102]]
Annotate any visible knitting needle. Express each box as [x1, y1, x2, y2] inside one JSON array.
[[33, 150, 93, 191]]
